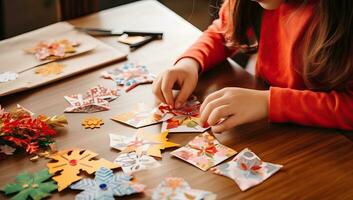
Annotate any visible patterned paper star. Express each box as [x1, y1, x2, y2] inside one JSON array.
[[101, 63, 155, 92], [81, 117, 104, 129], [70, 167, 145, 200]]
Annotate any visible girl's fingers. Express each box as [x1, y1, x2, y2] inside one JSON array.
[[161, 72, 176, 107], [211, 114, 241, 133], [152, 75, 166, 104], [200, 97, 229, 125], [207, 105, 233, 126], [175, 79, 194, 109], [200, 89, 225, 114]]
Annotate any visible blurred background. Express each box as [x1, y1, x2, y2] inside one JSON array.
[[0, 0, 222, 40]]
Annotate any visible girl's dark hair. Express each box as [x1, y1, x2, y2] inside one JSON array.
[[226, 0, 353, 91]]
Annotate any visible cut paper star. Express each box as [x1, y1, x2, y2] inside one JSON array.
[[0, 71, 18, 83], [151, 177, 216, 200], [0, 145, 16, 155], [111, 103, 172, 128], [35, 62, 64, 76], [114, 152, 161, 174], [210, 148, 283, 191], [101, 63, 155, 92], [81, 117, 104, 129], [1, 169, 57, 200], [64, 85, 120, 113], [70, 167, 145, 200], [25, 39, 79, 61], [47, 149, 119, 191], [109, 130, 179, 158], [171, 132, 236, 171], [162, 116, 210, 133]]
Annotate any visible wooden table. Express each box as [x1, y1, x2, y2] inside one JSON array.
[[1, 1, 353, 199]]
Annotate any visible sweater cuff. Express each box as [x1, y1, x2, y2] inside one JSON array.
[[269, 87, 287, 122]]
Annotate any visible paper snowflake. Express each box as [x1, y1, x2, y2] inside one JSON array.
[[81, 117, 104, 129], [1, 169, 57, 200], [70, 167, 145, 200]]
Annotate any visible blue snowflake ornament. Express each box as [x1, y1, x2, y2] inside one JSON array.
[[70, 167, 145, 200]]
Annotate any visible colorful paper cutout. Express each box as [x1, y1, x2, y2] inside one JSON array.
[[114, 151, 161, 174], [1, 169, 57, 200], [0, 71, 18, 83], [0, 104, 68, 155], [162, 116, 210, 133], [101, 63, 155, 92], [158, 95, 201, 117], [64, 85, 120, 113], [111, 103, 172, 128], [210, 148, 282, 191], [151, 177, 216, 200], [110, 130, 179, 158], [81, 117, 104, 129], [171, 132, 236, 171], [70, 167, 145, 200], [25, 39, 79, 61], [47, 149, 119, 191], [35, 62, 64, 76]]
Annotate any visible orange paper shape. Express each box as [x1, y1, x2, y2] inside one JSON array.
[[35, 62, 64, 76], [47, 149, 119, 191], [81, 117, 104, 129], [136, 130, 179, 157]]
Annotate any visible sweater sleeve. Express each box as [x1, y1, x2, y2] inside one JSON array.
[[175, 0, 236, 72], [269, 85, 353, 130]]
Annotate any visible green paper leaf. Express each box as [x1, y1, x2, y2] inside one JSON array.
[[2, 169, 57, 200]]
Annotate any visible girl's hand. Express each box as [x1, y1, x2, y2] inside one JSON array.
[[200, 87, 269, 133], [152, 58, 200, 108]]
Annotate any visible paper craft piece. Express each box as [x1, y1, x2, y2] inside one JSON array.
[[114, 152, 161, 174], [47, 149, 119, 191], [81, 117, 104, 129], [0, 71, 18, 83], [64, 85, 120, 113], [0, 145, 16, 155], [171, 132, 236, 171], [109, 130, 179, 158], [162, 116, 210, 133], [1, 169, 57, 200], [151, 177, 216, 200], [101, 63, 155, 92], [111, 103, 172, 128], [0, 104, 68, 155], [35, 62, 64, 76], [158, 96, 201, 117], [70, 167, 145, 200], [25, 39, 79, 61], [210, 148, 282, 191], [118, 34, 146, 45]]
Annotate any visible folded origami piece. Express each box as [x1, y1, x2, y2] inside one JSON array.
[[70, 167, 145, 200], [171, 132, 236, 171], [101, 63, 155, 92], [210, 148, 283, 191], [64, 85, 120, 113], [151, 177, 216, 200]]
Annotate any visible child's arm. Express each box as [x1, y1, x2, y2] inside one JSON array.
[[176, 0, 236, 72], [269, 85, 353, 130]]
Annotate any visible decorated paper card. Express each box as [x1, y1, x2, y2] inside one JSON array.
[[210, 148, 282, 191], [101, 63, 155, 92], [47, 149, 119, 191], [162, 116, 210, 133], [1, 169, 57, 200], [110, 130, 179, 158], [111, 103, 172, 128], [171, 132, 236, 171], [114, 152, 161, 174], [151, 177, 216, 200], [70, 167, 145, 200], [64, 85, 119, 113]]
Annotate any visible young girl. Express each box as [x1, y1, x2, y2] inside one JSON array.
[[152, 0, 353, 132]]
